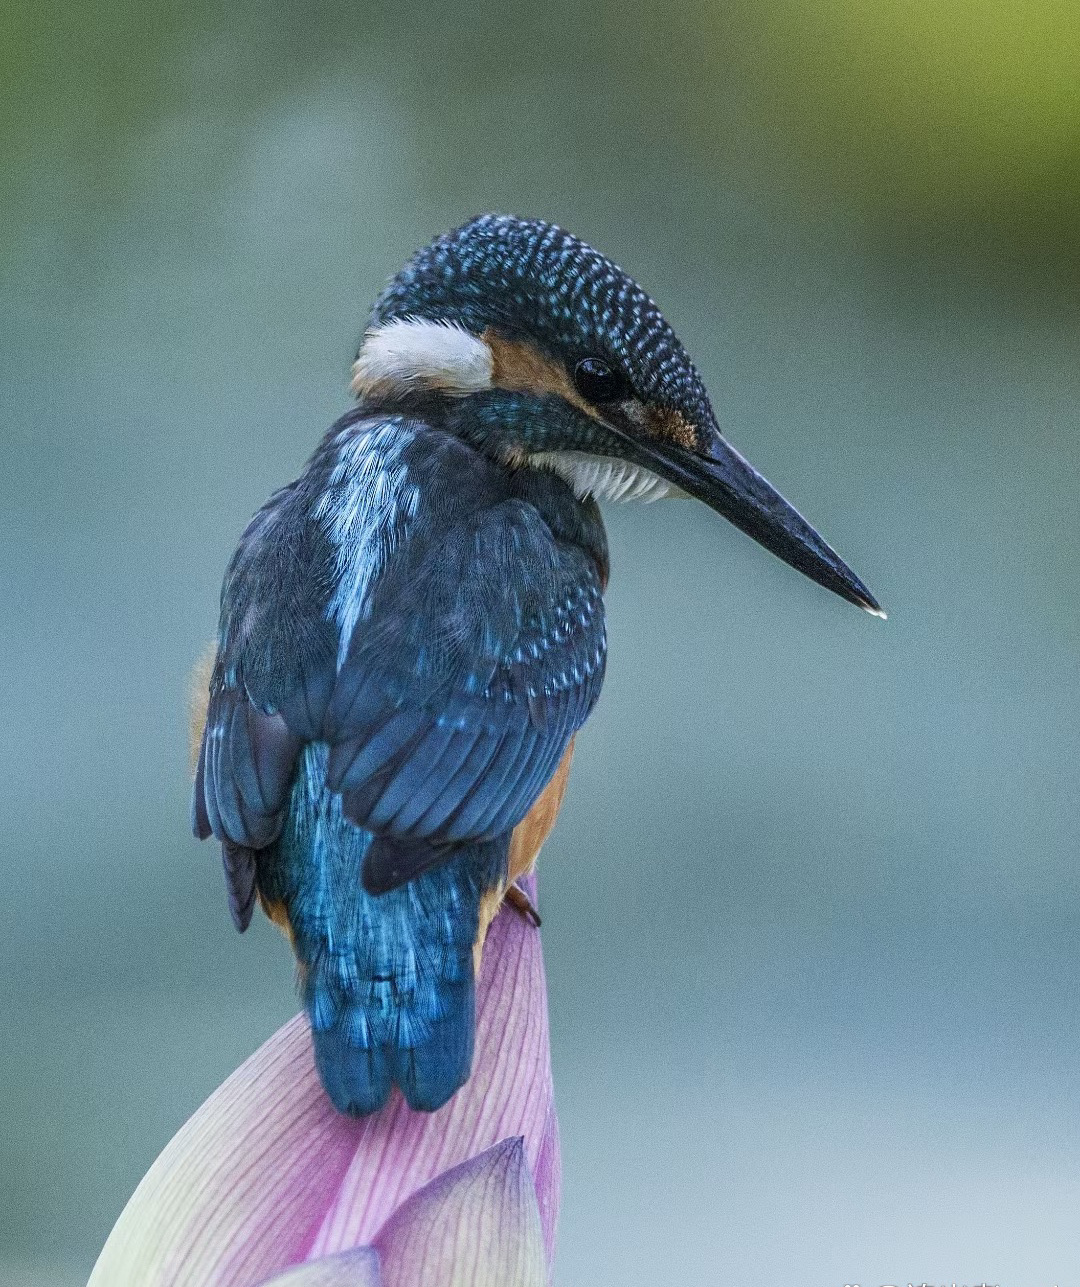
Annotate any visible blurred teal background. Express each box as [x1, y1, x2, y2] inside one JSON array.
[[3, 1, 1079, 1283]]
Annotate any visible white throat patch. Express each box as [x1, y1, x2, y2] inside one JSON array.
[[351, 318, 494, 399], [530, 451, 677, 503]]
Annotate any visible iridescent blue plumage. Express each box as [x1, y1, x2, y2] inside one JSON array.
[[194, 407, 607, 1113], [262, 744, 507, 1114]]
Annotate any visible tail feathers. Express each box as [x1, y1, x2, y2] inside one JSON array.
[[312, 1025, 393, 1117], [308, 957, 476, 1115], [267, 745, 509, 1116], [389, 982, 474, 1110]]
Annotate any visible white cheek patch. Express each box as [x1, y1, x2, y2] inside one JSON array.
[[530, 451, 680, 503], [351, 318, 494, 398]]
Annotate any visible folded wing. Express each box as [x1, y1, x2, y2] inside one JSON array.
[[193, 417, 607, 901]]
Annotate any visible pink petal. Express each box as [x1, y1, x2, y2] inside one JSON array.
[[258, 1248, 381, 1287], [308, 878, 560, 1265], [88, 1012, 363, 1287], [89, 880, 559, 1286], [373, 1137, 547, 1287]]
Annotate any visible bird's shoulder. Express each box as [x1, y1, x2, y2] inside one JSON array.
[[223, 412, 501, 603], [216, 415, 488, 674], [217, 411, 607, 706]]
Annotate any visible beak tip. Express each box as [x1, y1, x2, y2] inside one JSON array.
[[627, 426, 887, 622]]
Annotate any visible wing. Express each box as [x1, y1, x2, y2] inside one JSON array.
[[192, 465, 340, 856], [324, 494, 606, 863], [193, 413, 607, 906], [193, 414, 429, 866]]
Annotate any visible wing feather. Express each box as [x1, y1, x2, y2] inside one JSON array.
[[194, 417, 607, 897], [325, 496, 606, 852]]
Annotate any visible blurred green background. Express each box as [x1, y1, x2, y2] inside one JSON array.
[[3, 1, 1079, 1283]]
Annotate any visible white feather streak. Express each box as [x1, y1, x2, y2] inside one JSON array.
[[315, 426, 420, 666]]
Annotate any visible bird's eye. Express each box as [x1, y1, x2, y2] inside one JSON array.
[[573, 357, 628, 404]]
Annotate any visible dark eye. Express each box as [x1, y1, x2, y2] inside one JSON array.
[[573, 357, 628, 404]]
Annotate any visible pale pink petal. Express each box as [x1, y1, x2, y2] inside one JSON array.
[[257, 1248, 381, 1287], [89, 880, 559, 1286], [88, 1013, 366, 1287], [308, 878, 560, 1265], [373, 1137, 547, 1287]]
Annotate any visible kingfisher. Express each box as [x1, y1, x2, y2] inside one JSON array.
[[191, 214, 882, 1117]]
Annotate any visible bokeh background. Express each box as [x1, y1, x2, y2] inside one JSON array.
[[3, 1, 1079, 1283]]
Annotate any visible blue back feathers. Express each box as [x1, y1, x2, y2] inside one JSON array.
[[193, 411, 608, 1113]]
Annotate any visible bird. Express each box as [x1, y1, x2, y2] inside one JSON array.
[[191, 213, 882, 1117]]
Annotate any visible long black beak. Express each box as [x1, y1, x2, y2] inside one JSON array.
[[617, 426, 884, 617]]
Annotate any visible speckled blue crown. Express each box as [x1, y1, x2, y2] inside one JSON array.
[[372, 213, 716, 432]]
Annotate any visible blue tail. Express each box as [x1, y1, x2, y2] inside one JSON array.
[[259, 746, 507, 1115]]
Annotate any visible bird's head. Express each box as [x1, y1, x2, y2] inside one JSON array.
[[352, 214, 882, 616]]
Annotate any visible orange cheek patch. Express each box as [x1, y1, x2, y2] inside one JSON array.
[[483, 331, 597, 420], [485, 330, 698, 450]]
